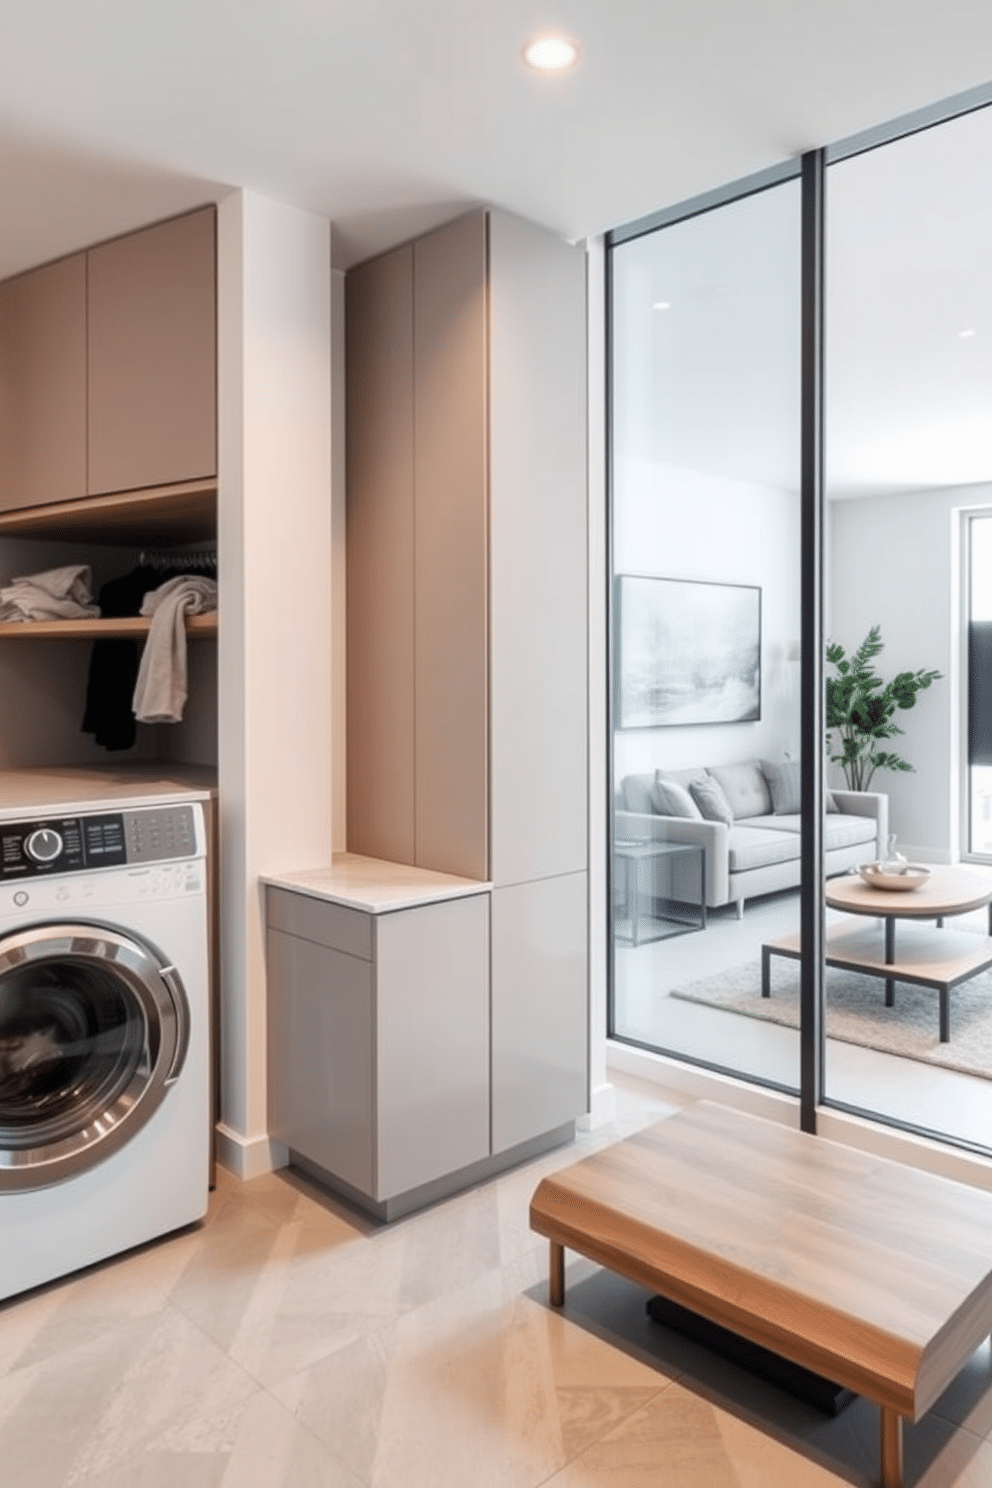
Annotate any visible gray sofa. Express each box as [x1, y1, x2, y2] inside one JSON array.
[[617, 759, 887, 918]]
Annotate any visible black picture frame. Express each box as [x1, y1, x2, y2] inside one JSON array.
[[615, 575, 762, 729]]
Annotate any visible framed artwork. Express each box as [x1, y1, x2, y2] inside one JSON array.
[[615, 575, 761, 728]]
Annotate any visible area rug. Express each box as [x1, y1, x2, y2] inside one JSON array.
[[671, 959, 992, 1080]]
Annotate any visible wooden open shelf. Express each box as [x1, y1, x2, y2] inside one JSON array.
[[0, 478, 217, 547], [0, 613, 217, 641]]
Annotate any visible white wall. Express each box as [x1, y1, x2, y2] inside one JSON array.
[[827, 482, 990, 860], [613, 456, 801, 786], [217, 191, 334, 1176]]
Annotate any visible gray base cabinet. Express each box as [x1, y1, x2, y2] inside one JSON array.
[[491, 872, 588, 1155], [267, 886, 490, 1208]]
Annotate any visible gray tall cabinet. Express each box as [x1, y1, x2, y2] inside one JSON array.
[[346, 208, 589, 1167]]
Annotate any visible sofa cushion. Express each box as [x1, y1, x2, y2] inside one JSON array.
[[652, 774, 702, 819], [761, 759, 800, 815], [823, 813, 877, 850], [727, 825, 802, 873], [622, 774, 656, 814], [690, 776, 734, 826], [708, 761, 772, 821], [745, 812, 876, 851]]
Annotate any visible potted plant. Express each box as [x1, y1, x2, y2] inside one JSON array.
[[826, 625, 942, 791]]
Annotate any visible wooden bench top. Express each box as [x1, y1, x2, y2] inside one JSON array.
[[530, 1103, 992, 1487]]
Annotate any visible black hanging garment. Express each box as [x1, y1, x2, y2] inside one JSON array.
[[81, 566, 181, 750]]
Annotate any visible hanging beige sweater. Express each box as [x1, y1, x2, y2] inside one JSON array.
[[132, 575, 218, 724]]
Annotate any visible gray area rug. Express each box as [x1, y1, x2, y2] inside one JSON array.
[[672, 960, 992, 1080]]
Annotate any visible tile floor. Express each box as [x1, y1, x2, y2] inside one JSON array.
[[3, 1075, 992, 1486]]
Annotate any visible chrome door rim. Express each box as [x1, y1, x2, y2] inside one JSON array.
[[0, 922, 189, 1191]]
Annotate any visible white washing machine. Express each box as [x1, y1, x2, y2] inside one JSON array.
[[0, 795, 210, 1301]]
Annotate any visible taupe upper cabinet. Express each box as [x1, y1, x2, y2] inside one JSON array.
[[88, 206, 217, 495], [346, 208, 588, 888], [0, 253, 88, 514]]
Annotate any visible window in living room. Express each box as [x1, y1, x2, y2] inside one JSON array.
[[967, 512, 992, 857], [608, 170, 807, 1093]]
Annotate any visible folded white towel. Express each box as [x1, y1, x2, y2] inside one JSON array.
[[132, 576, 218, 724], [0, 564, 99, 622]]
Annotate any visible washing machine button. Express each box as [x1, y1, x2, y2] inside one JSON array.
[[13, 890, 28, 907]]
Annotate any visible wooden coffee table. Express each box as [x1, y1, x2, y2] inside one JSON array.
[[530, 1102, 992, 1488], [762, 865, 992, 1041]]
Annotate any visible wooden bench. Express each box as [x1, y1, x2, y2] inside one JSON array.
[[529, 1102, 992, 1488]]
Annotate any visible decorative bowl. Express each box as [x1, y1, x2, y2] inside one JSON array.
[[858, 862, 931, 892]]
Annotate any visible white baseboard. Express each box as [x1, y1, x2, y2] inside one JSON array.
[[215, 1123, 289, 1180], [577, 1081, 616, 1131]]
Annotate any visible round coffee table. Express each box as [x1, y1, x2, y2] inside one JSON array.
[[826, 864, 992, 929], [824, 865, 992, 1038]]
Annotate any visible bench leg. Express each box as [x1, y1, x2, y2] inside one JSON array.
[[549, 1240, 565, 1307], [761, 944, 771, 998], [940, 987, 950, 1043], [880, 1408, 903, 1488]]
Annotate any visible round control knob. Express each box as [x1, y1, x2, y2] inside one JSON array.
[[24, 828, 64, 865]]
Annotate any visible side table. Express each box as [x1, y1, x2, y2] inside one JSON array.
[[614, 839, 706, 945]]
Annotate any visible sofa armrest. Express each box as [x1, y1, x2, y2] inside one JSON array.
[[615, 810, 729, 908], [831, 790, 888, 859]]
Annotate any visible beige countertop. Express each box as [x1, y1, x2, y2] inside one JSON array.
[[0, 764, 217, 816], [263, 852, 491, 914]]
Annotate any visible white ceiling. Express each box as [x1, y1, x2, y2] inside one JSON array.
[[1, 0, 991, 278]]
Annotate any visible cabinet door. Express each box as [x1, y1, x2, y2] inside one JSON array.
[[87, 206, 216, 494], [346, 245, 416, 864], [375, 895, 490, 1198], [0, 253, 87, 512], [266, 927, 375, 1195], [491, 872, 588, 1153], [413, 212, 489, 880]]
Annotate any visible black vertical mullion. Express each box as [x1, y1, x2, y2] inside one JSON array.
[[800, 149, 826, 1132]]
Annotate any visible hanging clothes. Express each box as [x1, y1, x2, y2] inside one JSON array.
[[132, 575, 218, 723], [81, 565, 182, 751]]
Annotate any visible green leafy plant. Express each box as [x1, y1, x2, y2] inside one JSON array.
[[825, 625, 942, 792]]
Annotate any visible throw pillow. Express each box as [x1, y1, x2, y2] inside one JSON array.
[[762, 760, 801, 815], [689, 776, 734, 826], [762, 759, 841, 813], [652, 774, 703, 819]]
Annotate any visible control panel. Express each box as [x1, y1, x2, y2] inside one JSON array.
[[0, 804, 199, 882]]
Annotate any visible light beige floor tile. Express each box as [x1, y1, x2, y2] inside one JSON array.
[[393, 1182, 502, 1312], [537, 1383, 746, 1487], [271, 1323, 394, 1481], [4, 1222, 202, 1374], [224, 1218, 408, 1390]]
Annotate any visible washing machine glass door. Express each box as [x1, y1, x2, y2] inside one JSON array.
[[0, 922, 189, 1191]]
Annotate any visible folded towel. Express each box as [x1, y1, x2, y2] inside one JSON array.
[[132, 576, 218, 724], [0, 564, 99, 622]]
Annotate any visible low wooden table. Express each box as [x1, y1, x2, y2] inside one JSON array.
[[530, 1103, 992, 1488]]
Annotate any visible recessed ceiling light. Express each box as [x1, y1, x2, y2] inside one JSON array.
[[958, 328, 977, 339], [523, 36, 579, 71], [653, 300, 672, 311]]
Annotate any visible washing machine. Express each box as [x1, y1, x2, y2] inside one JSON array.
[[0, 795, 210, 1302]]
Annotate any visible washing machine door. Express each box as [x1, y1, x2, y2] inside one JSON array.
[[0, 922, 189, 1191]]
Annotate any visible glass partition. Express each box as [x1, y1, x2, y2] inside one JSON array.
[[609, 177, 804, 1091], [823, 104, 992, 1150]]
